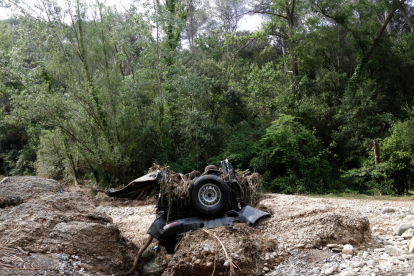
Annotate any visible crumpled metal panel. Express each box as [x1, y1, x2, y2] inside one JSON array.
[[147, 206, 270, 241]]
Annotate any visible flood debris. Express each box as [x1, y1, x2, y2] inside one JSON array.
[[107, 159, 270, 275]]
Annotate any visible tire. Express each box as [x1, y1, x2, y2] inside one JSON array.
[[188, 170, 201, 180], [191, 175, 229, 216], [204, 165, 218, 172]]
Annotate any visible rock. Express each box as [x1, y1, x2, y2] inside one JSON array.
[[408, 237, 414, 253], [342, 244, 354, 255], [382, 208, 396, 214], [403, 215, 414, 222], [263, 266, 270, 272], [309, 267, 321, 274], [0, 176, 61, 208], [384, 245, 406, 256], [324, 264, 338, 275], [143, 261, 164, 275], [393, 224, 414, 236], [342, 254, 352, 259], [402, 228, 414, 239], [374, 248, 385, 252], [337, 271, 357, 276]]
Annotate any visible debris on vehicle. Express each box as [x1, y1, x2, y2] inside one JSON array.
[[106, 159, 270, 274]]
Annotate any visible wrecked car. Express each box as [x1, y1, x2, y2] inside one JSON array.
[[106, 159, 270, 253]]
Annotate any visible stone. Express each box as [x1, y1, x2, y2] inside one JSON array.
[[374, 248, 385, 252], [309, 267, 321, 274], [382, 208, 396, 214], [384, 245, 406, 256], [402, 228, 414, 239], [342, 244, 354, 255], [408, 237, 414, 253], [342, 254, 352, 259], [393, 224, 414, 236], [403, 215, 414, 222], [340, 263, 348, 269], [337, 271, 357, 276], [263, 266, 270, 272], [143, 262, 164, 275], [324, 264, 338, 275]]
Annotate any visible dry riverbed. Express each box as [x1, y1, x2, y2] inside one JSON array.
[[1, 176, 414, 275], [99, 194, 414, 276]]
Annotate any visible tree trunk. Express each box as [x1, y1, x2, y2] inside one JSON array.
[[395, 1, 414, 34], [373, 139, 380, 165]]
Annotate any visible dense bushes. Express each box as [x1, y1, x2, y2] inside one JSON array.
[[251, 115, 334, 193], [2, 1, 414, 195], [342, 113, 414, 195]]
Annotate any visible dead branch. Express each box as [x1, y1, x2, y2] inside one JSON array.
[[16, 247, 30, 256], [116, 235, 154, 276], [201, 229, 237, 276]]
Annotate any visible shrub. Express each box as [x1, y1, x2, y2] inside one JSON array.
[[251, 114, 334, 193]]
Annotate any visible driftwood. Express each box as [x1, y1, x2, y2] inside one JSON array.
[[116, 235, 154, 276]]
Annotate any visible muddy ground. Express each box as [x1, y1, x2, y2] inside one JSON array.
[[1, 177, 414, 275]]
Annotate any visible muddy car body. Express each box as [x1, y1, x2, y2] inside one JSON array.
[[106, 159, 269, 251]]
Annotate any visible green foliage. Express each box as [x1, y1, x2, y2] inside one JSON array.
[[1, 0, 414, 195], [251, 115, 334, 193], [342, 111, 414, 195]]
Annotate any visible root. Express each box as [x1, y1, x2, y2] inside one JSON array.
[[116, 235, 154, 276], [201, 229, 238, 276]]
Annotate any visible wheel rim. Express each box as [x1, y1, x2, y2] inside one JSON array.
[[198, 183, 221, 207]]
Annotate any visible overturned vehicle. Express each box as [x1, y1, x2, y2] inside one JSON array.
[[106, 159, 270, 254]]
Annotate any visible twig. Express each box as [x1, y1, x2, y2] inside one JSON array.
[[211, 239, 218, 276], [16, 247, 29, 256], [201, 229, 237, 276]]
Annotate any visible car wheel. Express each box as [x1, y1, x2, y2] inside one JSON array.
[[191, 175, 229, 216]]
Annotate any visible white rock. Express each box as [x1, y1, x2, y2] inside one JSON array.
[[393, 224, 414, 236], [337, 270, 357, 276], [340, 263, 348, 269], [384, 245, 406, 256], [408, 237, 414, 253], [342, 244, 354, 255], [309, 267, 321, 274], [403, 215, 414, 222], [402, 228, 414, 239], [324, 264, 338, 275]]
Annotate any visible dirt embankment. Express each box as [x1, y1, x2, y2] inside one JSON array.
[[0, 176, 137, 275]]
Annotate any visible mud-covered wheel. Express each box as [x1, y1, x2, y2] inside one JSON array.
[[191, 175, 229, 216]]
